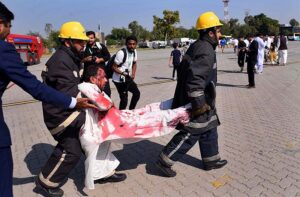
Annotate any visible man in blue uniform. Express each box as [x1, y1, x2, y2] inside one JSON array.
[[156, 12, 227, 177], [0, 3, 94, 197]]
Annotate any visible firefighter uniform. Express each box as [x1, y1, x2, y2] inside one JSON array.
[[157, 12, 227, 175], [37, 22, 88, 190], [160, 34, 221, 163]]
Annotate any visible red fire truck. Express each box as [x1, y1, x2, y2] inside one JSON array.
[[6, 34, 43, 65]]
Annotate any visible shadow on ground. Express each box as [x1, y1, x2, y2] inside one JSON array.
[[17, 141, 204, 194], [17, 143, 88, 196], [152, 76, 173, 80], [113, 140, 203, 176], [217, 82, 247, 88], [218, 69, 247, 74]]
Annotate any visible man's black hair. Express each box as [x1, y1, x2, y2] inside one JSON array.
[[256, 33, 263, 37], [279, 32, 285, 36], [0, 2, 14, 21], [82, 64, 105, 82], [247, 33, 254, 38], [126, 35, 137, 43], [86, 31, 95, 37], [172, 42, 178, 49]]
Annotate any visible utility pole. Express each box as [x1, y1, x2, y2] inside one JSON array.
[[223, 0, 230, 23], [97, 24, 102, 43]]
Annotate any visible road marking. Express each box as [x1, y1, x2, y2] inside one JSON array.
[[2, 79, 175, 108]]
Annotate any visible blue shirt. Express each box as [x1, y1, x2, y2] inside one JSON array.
[[0, 40, 72, 147]]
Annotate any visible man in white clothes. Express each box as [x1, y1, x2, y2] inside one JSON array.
[[255, 33, 266, 73], [112, 35, 140, 110]]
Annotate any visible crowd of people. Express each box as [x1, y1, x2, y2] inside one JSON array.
[[237, 33, 288, 88], [0, 2, 230, 196], [218, 33, 289, 89]]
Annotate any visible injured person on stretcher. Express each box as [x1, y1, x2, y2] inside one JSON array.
[[79, 65, 191, 189]]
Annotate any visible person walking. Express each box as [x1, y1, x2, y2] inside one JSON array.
[[82, 31, 111, 96], [112, 35, 140, 110], [237, 37, 247, 72], [278, 33, 288, 66], [255, 33, 265, 74], [220, 37, 226, 53], [169, 42, 182, 80], [155, 11, 227, 177], [246, 34, 258, 88], [0, 4, 93, 197]]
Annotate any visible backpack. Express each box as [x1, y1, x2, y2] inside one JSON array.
[[105, 48, 135, 79], [95, 42, 102, 50], [83, 41, 102, 53]]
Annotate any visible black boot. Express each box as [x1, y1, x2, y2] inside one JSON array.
[[155, 158, 176, 177], [35, 177, 64, 197], [203, 159, 228, 171]]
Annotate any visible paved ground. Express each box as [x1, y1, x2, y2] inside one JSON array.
[[3, 42, 300, 197]]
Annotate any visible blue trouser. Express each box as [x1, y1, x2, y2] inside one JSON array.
[[160, 127, 220, 166], [0, 146, 13, 197]]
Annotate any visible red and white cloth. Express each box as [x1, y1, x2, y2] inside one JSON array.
[[78, 82, 190, 189]]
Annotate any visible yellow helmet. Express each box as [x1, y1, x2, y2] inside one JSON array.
[[58, 21, 89, 41], [195, 11, 223, 30]]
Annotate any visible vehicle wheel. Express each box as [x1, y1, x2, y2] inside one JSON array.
[[27, 53, 35, 65], [34, 53, 40, 64]]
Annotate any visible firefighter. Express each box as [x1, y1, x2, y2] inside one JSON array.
[[35, 22, 126, 197], [156, 12, 227, 177]]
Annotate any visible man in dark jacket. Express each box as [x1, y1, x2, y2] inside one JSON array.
[[246, 34, 258, 88], [156, 12, 227, 177], [82, 31, 111, 96], [0, 3, 93, 197]]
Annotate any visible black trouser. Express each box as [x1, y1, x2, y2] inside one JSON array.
[[238, 51, 245, 67], [172, 64, 179, 78], [113, 80, 140, 110], [247, 62, 255, 86], [160, 127, 220, 166], [38, 112, 85, 189]]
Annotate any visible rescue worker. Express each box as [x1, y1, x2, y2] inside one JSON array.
[[0, 3, 94, 197], [35, 22, 126, 197], [155, 11, 227, 177]]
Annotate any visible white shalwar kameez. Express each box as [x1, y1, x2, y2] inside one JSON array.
[[78, 82, 190, 189], [255, 37, 266, 73]]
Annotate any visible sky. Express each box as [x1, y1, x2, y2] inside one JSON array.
[[2, 0, 300, 37]]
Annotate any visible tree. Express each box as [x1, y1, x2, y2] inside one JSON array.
[[47, 30, 60, 50], [128, 21, 143, 38], [173, 26, 189, 38], [153, 10, 180, 41], [106, 27, 131, 45], [289, 18, 300, 27], [128, 21, 151, 40], [243, 13, 279, 35], [187, 27, 198, 39], [235, 25, 256, 38]]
